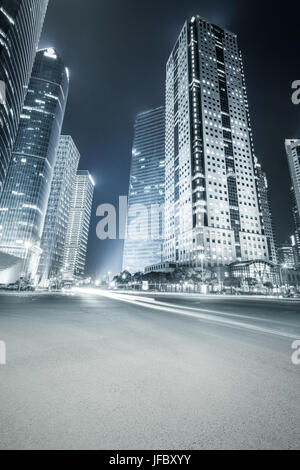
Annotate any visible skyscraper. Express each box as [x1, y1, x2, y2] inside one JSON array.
[[0, 0, 48, 194], [256, 164, 277, 263], [0, 48, 69, 279], [123, 107, 165, 274], [164, 16, 271, 268], [38, 136, 80, 285], [63, 171, 95, 279], [285, 139, 300, 262], [277, 238, 297, 270], [291, 234, 299, 268]]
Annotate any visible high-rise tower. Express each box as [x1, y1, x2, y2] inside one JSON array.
[[286, 139, 300, 263], [123, 107, 165, 274], [63, 171, 95, 279], [38, 136, 80, 285], [0, 48, 69, 279], [277, 238, 297, 270], [256, 164, 277, 263], [164, 16, 271, 268], [0, 0, 48, 193]]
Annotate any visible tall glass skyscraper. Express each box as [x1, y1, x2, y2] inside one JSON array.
[[38, 136, 80, 285], [277, 238, 297, 270], [0, 48, 69, 279], [63, 171, 95, 279], [122, 107, 165, 274], [0, 0, 48, 194], [286, 139, 300, 263], [164, 16, 272, 268]]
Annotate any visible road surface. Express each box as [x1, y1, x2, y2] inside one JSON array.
[[0, 289, 299, 450]]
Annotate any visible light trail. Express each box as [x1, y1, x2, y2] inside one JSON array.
[[73, 288, 300, 340]]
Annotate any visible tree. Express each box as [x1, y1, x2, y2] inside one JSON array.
[[224, 277, 241, 288], [264, 282, 273, 290], [113, 271, 132, 285], [245, 277, 258, 287]]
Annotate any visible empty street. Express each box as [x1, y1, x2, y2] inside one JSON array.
[[0, 290, 299, 450]]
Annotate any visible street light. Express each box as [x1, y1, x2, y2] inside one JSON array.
[[199, 254, 205, 290], [280, 263, 288, 294], [19, 241, 32, 292]]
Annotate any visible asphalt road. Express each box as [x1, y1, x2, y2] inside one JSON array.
[[0, 290, 299, 450]]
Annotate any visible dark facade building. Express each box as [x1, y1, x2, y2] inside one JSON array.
[[0, 48, 69, 279], [0, 0, 48, 194]]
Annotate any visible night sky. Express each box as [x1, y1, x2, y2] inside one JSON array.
[[41, 0, 300, 278]]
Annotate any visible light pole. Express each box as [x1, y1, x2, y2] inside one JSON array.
[[199, 254, 205, 293], [19, 241, 32, 292], [280, 263, 288, 295]]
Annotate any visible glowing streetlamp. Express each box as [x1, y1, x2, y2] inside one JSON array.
[[199, 253, 205, 280], [280, 263, 288, 293], [19, 241, 32, 291]]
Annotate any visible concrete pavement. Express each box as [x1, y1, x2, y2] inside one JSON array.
[[0, 290, 299, 450]]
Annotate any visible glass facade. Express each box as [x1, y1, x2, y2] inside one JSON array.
[[229, 260, 280, 288], [63, 171, 94, 279], [164, 16, 271, 268], [286, 139, 300, 265], [0, 48, 69, 279], [277, 239, 297, 270], [122, 107, 165, 274], [38, 136, 80, 285], [0, 0, 48, 194], [256, 165, 277, 263]]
